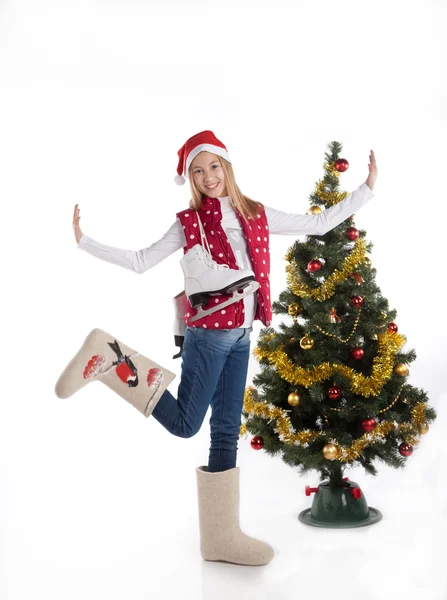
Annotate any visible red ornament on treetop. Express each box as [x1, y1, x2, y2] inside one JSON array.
[[307, 259, 323, 273], [335, 158, 349, 172], [251, 436, 264, 450], [346, 227, 359, 241]]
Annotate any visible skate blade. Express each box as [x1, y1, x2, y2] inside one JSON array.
[[189, 282, 260, 323], [189, 276, 255, 308]]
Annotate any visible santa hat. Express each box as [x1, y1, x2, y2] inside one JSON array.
[[174, 130, 231, 185]]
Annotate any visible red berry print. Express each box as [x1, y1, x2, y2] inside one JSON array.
[[147, 368, 162, 388], [83, 355, 106, 380]]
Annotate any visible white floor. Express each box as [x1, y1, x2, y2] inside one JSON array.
[[1, 381, 446, 600]]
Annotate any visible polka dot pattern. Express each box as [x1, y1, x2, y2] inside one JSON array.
[[176, 199, 272, 329]]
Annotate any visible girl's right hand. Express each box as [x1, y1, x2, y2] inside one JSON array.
[[365, 150, 377, 191], [73, 204, 83, 244]]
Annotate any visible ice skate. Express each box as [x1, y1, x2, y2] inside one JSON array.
[[181, 244, 259, 323]]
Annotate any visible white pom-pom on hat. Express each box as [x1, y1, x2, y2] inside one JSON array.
[[174, 174, 186, 185]]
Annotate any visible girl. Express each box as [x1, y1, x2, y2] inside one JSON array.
[[55, 130, 378, 566]]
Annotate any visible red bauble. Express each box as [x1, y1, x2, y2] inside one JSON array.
[[399, 443, 413, 457], [346, 227, 359, 241], [307, 259, 323, 273], [362, 418, 376, 432], [328, 386, 342, 400], [335, 158, 349, 172], [388, 322, 398, 334], [351, 347, 365, 360], [350, 295, 364, 309], [251, 436, 264, 450]]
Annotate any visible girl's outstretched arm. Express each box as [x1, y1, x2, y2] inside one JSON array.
[[265, 151, 377, 236], [73, 205, 186, 273]]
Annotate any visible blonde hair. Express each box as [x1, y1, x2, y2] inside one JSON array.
[[188, 155, 263, 221]]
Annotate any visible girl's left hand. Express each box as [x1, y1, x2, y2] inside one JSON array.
[[365, 150, 378, 191]]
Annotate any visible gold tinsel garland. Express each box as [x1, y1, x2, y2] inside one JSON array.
[[253, 331, 406, 397], [243, 387, 319, 446], [241, 386, 425, 463], [301, 163, 343, 213], [410, 403, 426, 428], [323, 162, 342, 178], [285, 240, 368, 302], [315, 180, 349, 207]]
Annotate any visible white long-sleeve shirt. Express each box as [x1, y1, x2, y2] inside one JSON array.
[[78, 182, 374, 327]]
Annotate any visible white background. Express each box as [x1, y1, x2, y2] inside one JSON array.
[[1, 0, 446, 599]]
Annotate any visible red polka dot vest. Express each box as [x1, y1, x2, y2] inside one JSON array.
[[176, 197, 272, 330]]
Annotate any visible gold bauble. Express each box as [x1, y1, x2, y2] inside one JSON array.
[[363, 257, 372, 266], [418, 422, 429, 435], [370, 333, 378, 340], [394, 363, 409, 377], [323, 443, 338, 460], [288, 392, 301, 407], [288, 303, 302, 318], [300, 335, 315, 350], [380, 311, 388, 321], [307, 205, 322, 215]]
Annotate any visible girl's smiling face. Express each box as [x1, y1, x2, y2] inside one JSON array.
[[190, 151, 228, 198]]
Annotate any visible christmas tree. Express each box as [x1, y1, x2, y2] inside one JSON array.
[[241, 142, 437, 527]]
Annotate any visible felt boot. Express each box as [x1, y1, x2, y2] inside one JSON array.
[[196, 466, 274, 566], [55, 328, 175, 417]]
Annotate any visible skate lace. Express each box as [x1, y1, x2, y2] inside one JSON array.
[[196, 212, 230, 271], [200, 252, 230, 271]]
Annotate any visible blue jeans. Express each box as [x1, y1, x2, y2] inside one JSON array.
[[152, 325, 253, 472]]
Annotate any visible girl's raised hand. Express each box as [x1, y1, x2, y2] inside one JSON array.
[[73, 204, 83, 244], [365, 150, 378, 191]]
